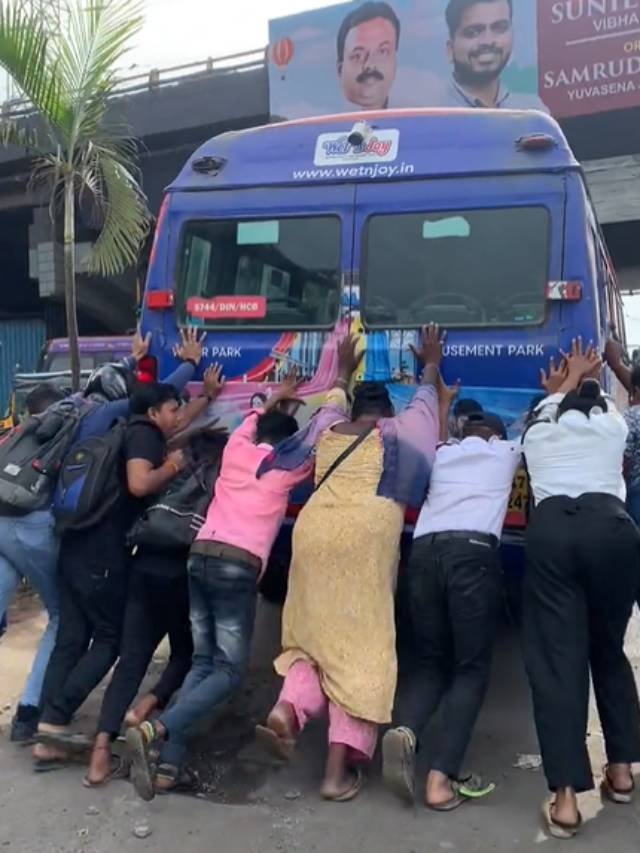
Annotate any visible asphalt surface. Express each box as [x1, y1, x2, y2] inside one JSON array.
[[1, 598, 640, 852]]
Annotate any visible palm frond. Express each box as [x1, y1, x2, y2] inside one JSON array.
[[80, 136, 152, 277], [55, 0, 145, 144], [0, 1, 71, 135]]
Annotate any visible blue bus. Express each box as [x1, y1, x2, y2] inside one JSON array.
[[139, 108, 627, 600]]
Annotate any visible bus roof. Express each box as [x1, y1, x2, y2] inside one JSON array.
[[168, 108, 578, 193]]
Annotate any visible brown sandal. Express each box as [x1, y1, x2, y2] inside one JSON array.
[[542, 798, 582, 839], [321, 767, 364, 802], [83, 753, 130, 788]]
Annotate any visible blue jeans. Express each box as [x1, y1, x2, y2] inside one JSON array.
[[159, 553, 258, 768], [0, 511, 59, 707]]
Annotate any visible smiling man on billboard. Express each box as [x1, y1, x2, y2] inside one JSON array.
[[336, 1, 401, 111], [441, 0, 549, 111]]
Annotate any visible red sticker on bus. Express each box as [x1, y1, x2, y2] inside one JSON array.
[[186, 296, 267, 319]]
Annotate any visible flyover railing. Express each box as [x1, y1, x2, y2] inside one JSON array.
[[1, 47, 267, 118]]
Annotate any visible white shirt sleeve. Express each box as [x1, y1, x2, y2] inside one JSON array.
[[530, 392, 565, 423]]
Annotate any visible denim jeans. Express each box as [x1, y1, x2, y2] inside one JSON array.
[[159, 553, 258, 768], [0, 510, 59, 707]]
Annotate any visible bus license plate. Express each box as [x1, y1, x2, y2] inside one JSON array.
[[505, 468, 528, 528]]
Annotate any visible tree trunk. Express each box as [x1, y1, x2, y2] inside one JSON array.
[[63, 175, 80, 392]]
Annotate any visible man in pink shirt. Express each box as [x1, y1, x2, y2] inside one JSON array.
[[126, 375, 308, 799]]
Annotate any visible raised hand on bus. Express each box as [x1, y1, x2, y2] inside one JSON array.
[[173, 327, 207, 365], [560, 337, 601, 388], [131, 325, 151, 362], [336, 334, 364, 383], [540, 355, 568, 395], [265, 367, 306, 413], [203, 364, 225, 401], [409, 323, 447, 369]]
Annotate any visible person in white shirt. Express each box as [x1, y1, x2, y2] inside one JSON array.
[[382, 379, 521, 811], [521, 338, 640, 840]]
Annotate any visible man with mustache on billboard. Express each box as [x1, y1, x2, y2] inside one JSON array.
[[336, 1, 400, 111], [441, 0, 549, 111]]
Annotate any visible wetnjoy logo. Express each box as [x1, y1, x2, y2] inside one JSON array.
[[314, 129, 399, 167]]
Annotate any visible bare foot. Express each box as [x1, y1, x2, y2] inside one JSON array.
[[37, 722, 69, 735], [125, 696, 158, 727], [553, 787, 580, 826], [425, 770, 454, 807], [607, 763, 634, 792], [85, 739, 112, 786], [321, 746, 364, 802], [255, 701, 298, 760], [32, 741, 69, 762]]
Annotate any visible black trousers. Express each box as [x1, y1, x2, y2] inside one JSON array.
[[523, 493, 640, 794], [40, 552, 128, 727], [97, 569, 193, 737], [394, 532, 503, 779]]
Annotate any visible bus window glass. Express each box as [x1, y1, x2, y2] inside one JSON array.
[[362, 207, 550, 328], [176, 217, 342, 328]]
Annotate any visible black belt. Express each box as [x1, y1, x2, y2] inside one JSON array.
[[419, 530, 499, 549], [190, 540, 261, 572]]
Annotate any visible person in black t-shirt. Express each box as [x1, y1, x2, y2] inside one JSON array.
[[85, 371, 225, 787], [34, 379, 219, 771]]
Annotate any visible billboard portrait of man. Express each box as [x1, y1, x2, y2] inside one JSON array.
[[443, 0, 549, 111], [336, 1, 401, 111]]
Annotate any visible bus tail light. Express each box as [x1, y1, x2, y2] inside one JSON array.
[[546, 281, 582, 301], [137, 356, 158, 383], [516, 134, 556, 151], [145, 290, 173, 310]]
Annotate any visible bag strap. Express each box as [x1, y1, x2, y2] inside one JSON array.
[[314, 424, 376, 492]]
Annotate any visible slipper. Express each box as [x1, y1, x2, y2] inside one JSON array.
[[34, 732, 93, 752], [33, 758, 71, 773], [601, 764, 635, 804], [125, 726, 156, 802], [83, 755, 130, 788], [321, 766, 364, 803], [255, 724, 294, 761], [154, 764, 200, 795], [428, 773, 495, 812], [382, 727, 417, 804], [542, 798, 582, 839]]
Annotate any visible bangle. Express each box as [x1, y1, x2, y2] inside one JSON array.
[[164, 461, 179, 475]]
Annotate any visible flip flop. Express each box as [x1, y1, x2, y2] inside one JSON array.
[[428, 773, 495, 812], [321, 766, 364, 803], [125, 726, 156, 802], [33, 758, 71, 773], [255, 724, 294, 761], [154, 764, 200, 795], [34, 732, 93, 752], [382, 727, 417, 804], [83, 755, 130, 788], [542, 798, 582, 839], [601, 764, 635, 804]]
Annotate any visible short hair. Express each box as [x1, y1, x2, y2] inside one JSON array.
[[453, 398, 483, 417], [445, 0, 513, 38], [351, 381, 394, 420], [25, 383, 66, 415], [255, 410, 299, 446], [337, 1, 401, 63], [129, 382, 180, 417]]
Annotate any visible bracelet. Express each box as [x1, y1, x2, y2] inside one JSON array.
[[164, 461, 179, 475]]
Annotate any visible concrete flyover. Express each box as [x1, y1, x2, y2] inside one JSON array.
[[0, 48, 639, 332]]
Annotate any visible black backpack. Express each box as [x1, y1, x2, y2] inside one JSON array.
[[53, 418, 129, 534], [0, 400, 85, 515], [127, 459, 220, 550]]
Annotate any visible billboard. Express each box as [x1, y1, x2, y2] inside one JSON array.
[[268, 0, 640, 122]]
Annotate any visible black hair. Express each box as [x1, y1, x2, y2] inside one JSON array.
[[337, 1, 401, 63], [453, 398, 483, 417], [631, 364, 640, 391], [557, 379, 608, 419], [255, 410, 299, 446], [445, 0, 513, 38], [351, 381, 394, 420], [25, 383, 66, 416], [129, 382, 181, 417]]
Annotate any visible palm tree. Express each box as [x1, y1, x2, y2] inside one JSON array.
[[0, 0, 152, 389]]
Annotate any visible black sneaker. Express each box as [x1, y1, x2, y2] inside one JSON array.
[[10, 704, 40, 744]]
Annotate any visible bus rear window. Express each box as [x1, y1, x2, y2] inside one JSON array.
[[176, 217, 342, 328], [362, 207, 550, 328]]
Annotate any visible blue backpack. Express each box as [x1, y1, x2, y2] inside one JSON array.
[[52, 409, 129, 534]]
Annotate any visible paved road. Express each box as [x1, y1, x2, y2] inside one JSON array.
[[1, 600, 639, 852]]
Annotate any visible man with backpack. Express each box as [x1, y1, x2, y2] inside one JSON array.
[[84, 371, 226, 788], [31, 330, 211, 767], [126, 372, 310, 800], [0, 383, 67, 742]]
